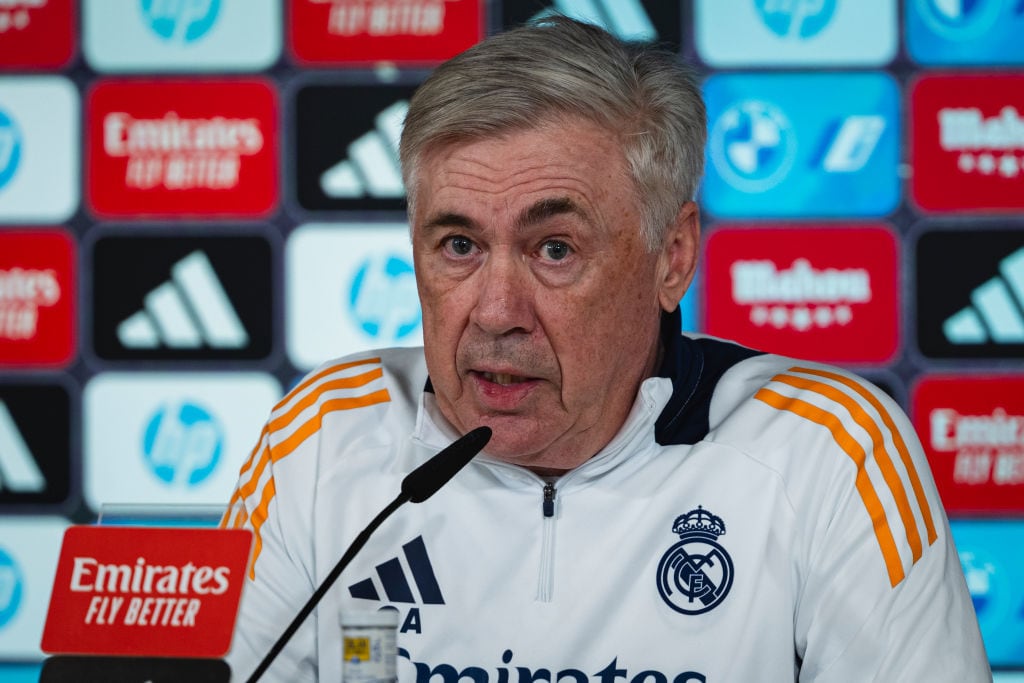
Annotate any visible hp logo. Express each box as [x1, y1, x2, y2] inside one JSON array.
[[0, 108, 22, 191], [754, 0, 837, 39], [348, 253, 421, 342], [710, 99, 796, 192], [140, 0, 221, 43], [916, 0, 1002, 38], [0, 548, 23, 629], [142, 401, 224, 487]]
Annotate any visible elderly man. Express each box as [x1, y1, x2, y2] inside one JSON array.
[[224, 17, 988, 682]]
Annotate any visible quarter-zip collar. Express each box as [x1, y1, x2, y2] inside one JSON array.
[[411, 362, 674, 489]]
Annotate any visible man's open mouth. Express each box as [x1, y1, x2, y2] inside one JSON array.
[[480, 372, 529, 386]]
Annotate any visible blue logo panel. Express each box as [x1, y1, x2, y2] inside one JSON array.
[[0, 548, 23, 628], [951, 520, 1024, 666], [907, 0, 1024, 65], [140, 0, 221, 42], [0, 108, 22, 190], [702, 73, 900, 218], [696, 0, 897, 67]]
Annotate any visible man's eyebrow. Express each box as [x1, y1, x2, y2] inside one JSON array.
[[421, 211, 477, 232], [515, 197, 585, 230]]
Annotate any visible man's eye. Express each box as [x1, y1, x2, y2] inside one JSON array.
[[541, 240, 571, 261], [445, 236, 475, 256]]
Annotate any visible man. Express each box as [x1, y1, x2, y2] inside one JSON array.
[[224, 17, 989, 682]]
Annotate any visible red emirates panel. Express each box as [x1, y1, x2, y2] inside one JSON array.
[[0, 0, 75, 69], [42, 526, 252, 658], [87, 79, 278, 219], [912, 375, 1024, 514], [703, 225, 900, 364], [290, 0, 484, 65], [911, 74, 1024, 213], [0, 229, 75, 368]]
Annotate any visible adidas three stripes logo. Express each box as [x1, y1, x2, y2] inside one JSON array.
[[348, 535, 445, 605]]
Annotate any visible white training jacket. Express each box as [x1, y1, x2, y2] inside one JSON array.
[[224, 322, 989, 683]]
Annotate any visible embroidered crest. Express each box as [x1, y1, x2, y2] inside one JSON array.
[[656, 506, 734, 615]]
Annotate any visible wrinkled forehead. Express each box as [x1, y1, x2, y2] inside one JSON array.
[[405, 115, 632, 212]]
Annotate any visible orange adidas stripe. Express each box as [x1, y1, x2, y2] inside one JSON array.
[[793, 366, 937, 545], [236, 383, 392, 580], [772, 373, 924, 563], [268, 368, 383, 435], [238, 425, 268, 477], [282, 357, 382, 411], [271, 389, 391, 464], [248, 477, 277, 580], [755, 387, 905, 587], [232, 444, 272, 511]]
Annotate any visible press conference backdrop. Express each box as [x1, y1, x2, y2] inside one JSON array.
[[0, 0, 1022, 678]]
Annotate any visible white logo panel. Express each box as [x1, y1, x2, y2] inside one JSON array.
[[83, 0, 280, 72], [0, 517, 68, 659], [287, 223, 422, 370], [696, 0, 896, 66], [0, 77, 78, 223], [84, 372, 280, 511]]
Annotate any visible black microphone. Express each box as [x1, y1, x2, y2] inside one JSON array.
[[245, 426, 492, 683]]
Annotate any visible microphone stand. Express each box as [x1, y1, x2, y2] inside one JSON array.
[[245, 492, 408, 683]]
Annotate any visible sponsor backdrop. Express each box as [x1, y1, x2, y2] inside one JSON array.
[[0, 0, 1022, 675]]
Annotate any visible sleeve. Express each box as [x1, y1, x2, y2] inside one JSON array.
[[221, 425, 319, 683], [751, 364, 991, 682]]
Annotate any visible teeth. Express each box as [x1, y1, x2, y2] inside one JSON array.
[[485, 372, 518, 386]]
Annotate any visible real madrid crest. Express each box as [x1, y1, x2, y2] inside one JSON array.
[[656, 505, 734, 615]]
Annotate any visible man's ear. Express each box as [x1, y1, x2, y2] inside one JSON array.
[[656, 201, 700, 313]]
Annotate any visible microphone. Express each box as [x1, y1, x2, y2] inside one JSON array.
[[402, 425, 492, 502], [245, 426, 492, 683]]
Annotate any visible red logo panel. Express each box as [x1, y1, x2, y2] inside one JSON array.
[[703, 225, 900, 364], [912, 375, 1024, 514], [290, 0, 484, 65], [42, 526, 253, 658], [911, 74, 1024, 213], [87, 79, 278, 218], [0, 0, 74, 69], [0, 229, 75, 368]]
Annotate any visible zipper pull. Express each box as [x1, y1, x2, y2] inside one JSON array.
[[542, 482, 556, 518]]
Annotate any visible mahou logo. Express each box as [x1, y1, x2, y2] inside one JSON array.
[[704, 225, 899, 363], [290, 0, 483, 65], [912, 74, 1024, 212], [87, 80, 277, 218], [0, 230, 75, 367], [912, 375, 1024, 514]]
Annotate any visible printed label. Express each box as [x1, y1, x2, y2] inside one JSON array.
[[702, 73, 899, 217], [703, 225, 900, 363], [912, 75, 1024, 212], [87, 79, 277, 218], [0, 230, 75, 368], [913, 375, 1024, 513], [290, 0, 483, 65]]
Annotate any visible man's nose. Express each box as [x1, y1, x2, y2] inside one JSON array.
[[469, 254, 535, 336]]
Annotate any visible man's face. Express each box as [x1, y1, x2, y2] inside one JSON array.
[[410, 117, 695, 473]]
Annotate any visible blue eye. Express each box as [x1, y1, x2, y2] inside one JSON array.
[[542, 240, 571, 261], [446, 236, 474, 256]]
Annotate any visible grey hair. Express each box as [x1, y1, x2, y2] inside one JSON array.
[[399, 16, 706, 251]]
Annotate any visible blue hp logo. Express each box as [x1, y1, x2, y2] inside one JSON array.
[[0, 108, 23, 191], [0, 548, 23, 629], [754, 0, 837, 38], [960, 550, 996, 616], [657, 506, 734, 615], [710, 99, 796, 192], [348, 254, 421, 342], [916, 0, 1002, 38], [140, 0, 221, 42], [142, 401, 223, 486]]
